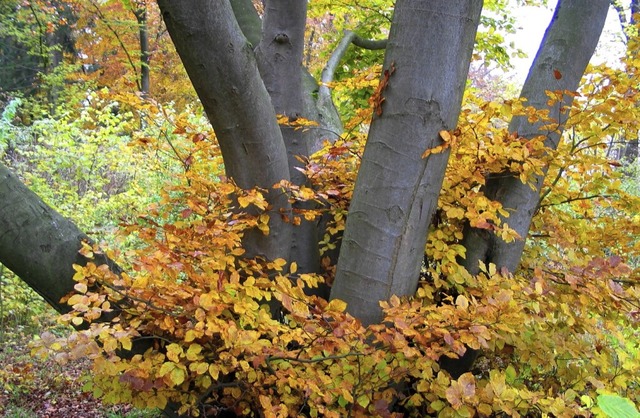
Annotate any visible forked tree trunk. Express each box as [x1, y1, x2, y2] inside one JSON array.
[[460, 0, 610, 276], [330, 0, 484, 325], [156, 0, 293, 262]]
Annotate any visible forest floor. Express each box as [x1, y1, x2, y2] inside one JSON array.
[[0, 320, 160, 418]]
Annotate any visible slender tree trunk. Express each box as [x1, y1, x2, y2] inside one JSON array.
[[331, 0, 483, 326], [460, 0, 610, 276], [156, 0, 292, 261], [134, 4, 150, 97]]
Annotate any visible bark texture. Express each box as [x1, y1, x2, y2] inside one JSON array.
[[256, 1, 320, 275], [156, 0, 292, 261], [229, 0, 341, 153], [460, 0, 610, 276], [0, 163, 120, 314], [331, 0, 483, 325]]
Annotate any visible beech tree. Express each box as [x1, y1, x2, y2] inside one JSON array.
[[2, 0, 639, 417]]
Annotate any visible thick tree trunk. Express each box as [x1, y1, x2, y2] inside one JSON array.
[[255, 1, 321, 275], [0, 164, 120, 314], [156, 0, 292, 261], [331, 0, 483, 325], [460, 0, 610, 276]]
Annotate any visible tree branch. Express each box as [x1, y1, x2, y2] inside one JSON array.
[[319, 30, 388, 106], [351, 33, 387, 50]]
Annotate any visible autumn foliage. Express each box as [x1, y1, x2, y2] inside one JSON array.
[[28, 41, 640, 417]]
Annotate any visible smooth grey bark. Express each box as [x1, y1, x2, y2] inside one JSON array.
[[0, 164, 175, 414], [302, 70, 343, 153], [460, 0, 610, 276], [255, 1, 321, 275], [229, 0, 262, 46], [156, 0, 292, 261], [331, 0, 484, 326], [228, 0, 341, 153], [0, 164, 120, 314]]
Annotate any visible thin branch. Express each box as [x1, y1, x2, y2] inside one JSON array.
[[266, 352, 365, 370], [539, 194, 613, 208], [319, 31, 357, 99], [93, 277, 180, 317], [319, 30, 388, 108], [351, 34, 387, 50], [27, 3, 50, 74], [88, 0, 141, 91]]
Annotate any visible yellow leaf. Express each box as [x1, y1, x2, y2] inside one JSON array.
[[299, 186, 316, 200], [74, 283, 88, 294], [326, 299, 347, 312], [67, 294, 86, 306], [200, 293, 216, 310], [421, 145, 445, 158], [189, 362, 209, 375], [166, 343, 183, 363], [439, 130, 453, 142], [159, 361, 176, 377], [209, 364, 220, 380], [290, 262, 298, 274], [132, 275, 148, 289], [120, 337, 132, 351], [455, 295, 469, 309], [237, 195, 251, 208], [272, 258, 287, 271], [488, 263, 496, 277], [478, 403, 493, 416], [186, 344, 203, 361], [170, 367, 185, 386]]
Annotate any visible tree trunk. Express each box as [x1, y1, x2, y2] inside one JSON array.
[[0, 163, 120, 314], [134, 5, 150, 97], [331, 0, 483, 326], [255, 1, 321, 275], [229, 0, 262, 47], [460, 0, 610, 276], [156, 0, 292, 261]]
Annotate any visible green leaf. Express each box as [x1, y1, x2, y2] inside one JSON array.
[[505, 364, 517, 384], [597, 394, 640, 418], [357, 394, 370, 408]]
